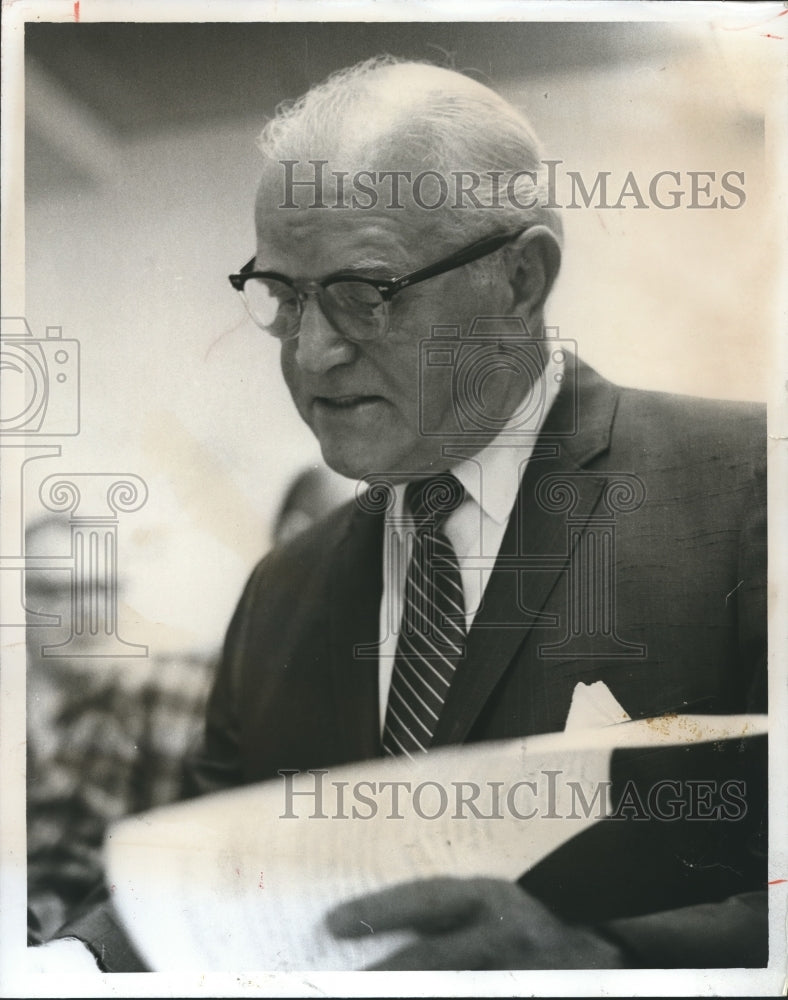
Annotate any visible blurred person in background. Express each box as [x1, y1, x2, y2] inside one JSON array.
[[25, 515, 215, 942], [272, 464, 356, 546]]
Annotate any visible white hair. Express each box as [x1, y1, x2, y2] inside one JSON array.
[[257, 56, 563, 248]]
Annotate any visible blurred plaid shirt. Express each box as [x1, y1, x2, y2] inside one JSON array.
[[27, 651, 216, 942]]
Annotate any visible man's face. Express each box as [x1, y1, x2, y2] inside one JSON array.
[[254, 184, 522, 480]]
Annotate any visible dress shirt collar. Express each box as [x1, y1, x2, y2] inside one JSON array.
[[388, 347, 563, 525]]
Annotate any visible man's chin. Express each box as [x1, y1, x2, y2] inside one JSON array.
[[311, 410, 442, 481], [316, 437, 376, 481], [318, 441, 443, 484]]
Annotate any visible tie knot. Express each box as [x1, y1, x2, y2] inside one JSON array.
[[405, 473, 465, 530]]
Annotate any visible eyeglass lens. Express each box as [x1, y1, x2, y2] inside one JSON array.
[[241, 277, 389, 341]]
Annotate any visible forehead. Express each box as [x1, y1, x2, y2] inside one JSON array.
[[253, 171, 439, 277]]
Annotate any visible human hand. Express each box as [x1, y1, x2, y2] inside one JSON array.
[[326, 876, 626, 970]]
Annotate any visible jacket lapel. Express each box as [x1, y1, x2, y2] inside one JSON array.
[[327, 501, 385, 763], [433, 360, 620, 746]]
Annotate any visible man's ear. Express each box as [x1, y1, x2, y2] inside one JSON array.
[[505, 225, 562, 317]]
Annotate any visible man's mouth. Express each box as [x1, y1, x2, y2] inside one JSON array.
[[315, 395, 383, 411]]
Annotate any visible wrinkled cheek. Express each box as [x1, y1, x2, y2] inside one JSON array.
[[279, 341, 296, 387], [279, 349, 310, 423], [418, 365, 461, 438]]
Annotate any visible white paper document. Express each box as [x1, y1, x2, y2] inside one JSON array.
[[104, 714, 766, 972]]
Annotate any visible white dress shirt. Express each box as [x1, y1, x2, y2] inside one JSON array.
[[378, 350, 564, 731]]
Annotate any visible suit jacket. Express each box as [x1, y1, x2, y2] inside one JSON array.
[[62, 359, 768, 969], [190, 358, 765, 777], [183, 358, 767, 966]]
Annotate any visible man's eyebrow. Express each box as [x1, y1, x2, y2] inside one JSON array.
[[337, 256, 406, 277]]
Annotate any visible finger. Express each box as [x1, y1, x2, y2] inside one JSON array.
[[364, 924, 507, 971], [326, 877, 482, 938]]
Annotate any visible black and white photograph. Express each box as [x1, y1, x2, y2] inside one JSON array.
[[1, 2, 786, 996]]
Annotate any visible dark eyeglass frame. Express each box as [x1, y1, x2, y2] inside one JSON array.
[[227, 225, 530, 340]]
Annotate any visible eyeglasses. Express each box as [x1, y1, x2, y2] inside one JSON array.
[[228, 226, 530, 342]]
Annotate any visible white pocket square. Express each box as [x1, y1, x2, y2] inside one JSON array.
[[563, 680, 631, 731]]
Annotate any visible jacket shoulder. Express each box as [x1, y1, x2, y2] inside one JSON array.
[[239, 497, 358, 611], [611, 384, 765, 465], [615, 384, 765, 431]]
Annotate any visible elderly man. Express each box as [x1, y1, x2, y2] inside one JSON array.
[[49, 57, 766, 972]]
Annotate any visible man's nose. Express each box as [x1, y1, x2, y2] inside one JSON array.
[[293, 295, 355, 375]]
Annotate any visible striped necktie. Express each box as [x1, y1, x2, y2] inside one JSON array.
[[382, 473, 466, 758]]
